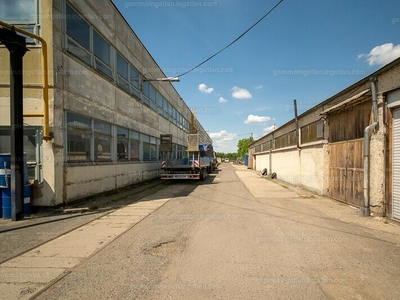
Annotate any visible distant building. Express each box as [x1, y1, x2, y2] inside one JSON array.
[[0, 0, 211, 206], [249, 57, 400, 220]]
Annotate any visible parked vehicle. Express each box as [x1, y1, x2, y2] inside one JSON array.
[[224, 158, 230, 163], [160, 134, 214, 180]]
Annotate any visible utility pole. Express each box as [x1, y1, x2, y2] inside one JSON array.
[[0, 27, 28, 221]]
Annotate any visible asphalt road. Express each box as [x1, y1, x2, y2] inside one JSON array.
[[26, 163, 400, 299]]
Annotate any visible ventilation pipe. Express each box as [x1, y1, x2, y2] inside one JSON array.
[[361, 78, 378, 216]]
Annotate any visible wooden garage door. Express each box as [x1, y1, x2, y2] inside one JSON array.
[[329, 139, 364, 206]]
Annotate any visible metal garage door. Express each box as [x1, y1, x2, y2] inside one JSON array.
[[393, 108, 400, 220]]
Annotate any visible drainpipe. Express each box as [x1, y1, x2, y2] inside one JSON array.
[[294, 99, 301, 149], [361, 78, 378, 216], [0, 20, 51, 141], [269, 148, 273, 175]]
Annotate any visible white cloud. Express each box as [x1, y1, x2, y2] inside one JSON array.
[[219, 97, 228, 103], [263, 125, 276, 133], [199, 83, 214, 94], [231, 86, 252, 99], [255, 85, 263, 89], [244, 114, 271, 124], [359, 43, 400, 66], [209, 130, 237, 142], [210, 130, 238, 153]]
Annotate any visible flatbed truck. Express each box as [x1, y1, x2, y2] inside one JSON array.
[[160, 134, 213, 180]]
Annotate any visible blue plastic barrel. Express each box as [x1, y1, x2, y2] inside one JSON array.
[[1, 184, 32, 219], [0, 171, 10, 187], [24, 184, 32, 216], [1, 187, 11, 219], [0, 153, 28, 185], [244, 154, 249, 166]]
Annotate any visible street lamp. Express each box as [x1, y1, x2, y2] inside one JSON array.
[[144, 77, 180, 82], [141, 76, 180, 92]]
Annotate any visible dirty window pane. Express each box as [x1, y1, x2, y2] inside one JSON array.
[[118, 76, 130, 92], [67, 113, 91, 162], [150, 144, 157, 160], [150, 86, 156, 102], [95, 58, 113, 79], [67, 39, 91, 65], [142, 81, 150, 97], [94, 135, 111, 162], [117, 127, 128, 161], [117, 139, 128, 161], [130, 131, 139, 141], [0, 0, 35, 23], [143, 142, 150, 160], [0, 127, 42, 181], [141, 134, 149, 143], [117, 53, 128, 80], [66, 4, 90, 50], [93, 30, 110, 66], [67, 113, 91, 130], [94, 119, 111, 134], [129, 66, 139, 89], [130, 140, 139, 160], [117, 127, 128, 138], [67, 131, 91, 162]]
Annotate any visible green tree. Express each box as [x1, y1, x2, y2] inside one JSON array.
[[237, 137, 254, 158]]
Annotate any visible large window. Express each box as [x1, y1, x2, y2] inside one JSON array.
[[0, 0, 39, 42], [64, 4, 192, 135], [94, 119, 112, 162], [157, 93, 164, 116], [66, 112, 162, 163], [93, 30, 113, 79], [129, 65, 140, 97], [66, 3, 91, 64], [117, 53, 129, 92], [0, 126, 43, 182], [66, 4, 90, 49], [149, 86, 157, 111], [117, 127, 129, 161], [150, 137, 157, 160], [67, 113, 92, 162], [129, 131, 140, 161], [142, 134, 150, 160], [141, 81, 151, 107], [141, 134, 157, 161]]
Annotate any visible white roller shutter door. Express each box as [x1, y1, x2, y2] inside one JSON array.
[[393, 108, 400, 220]]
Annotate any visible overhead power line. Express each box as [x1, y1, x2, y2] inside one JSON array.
[[176, 0, 285, 78]]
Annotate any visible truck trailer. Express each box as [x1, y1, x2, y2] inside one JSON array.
[[160, 134, 214, 180]]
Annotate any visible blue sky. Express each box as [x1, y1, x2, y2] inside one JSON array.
[[113, 0, 400, 153]]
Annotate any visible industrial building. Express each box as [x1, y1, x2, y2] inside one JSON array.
[[249, 57, 400, 220], [0, 0, 211, 207]]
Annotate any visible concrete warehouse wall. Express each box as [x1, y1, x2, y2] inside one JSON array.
[[0, 0, 212, 206], [254, 143, 327, 194]]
